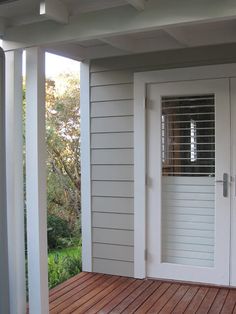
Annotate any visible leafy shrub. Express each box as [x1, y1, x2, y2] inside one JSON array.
[[64, 255, 82, 277], [47, 214, 73, 249], [48, 256, 69, 289], [48, 247, 81, 289]]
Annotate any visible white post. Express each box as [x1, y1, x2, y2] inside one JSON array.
[[5, 50, 26, 314], [0, 47, 10, 314], [81, 61, 92, 272], [25, 47, 49, 314]]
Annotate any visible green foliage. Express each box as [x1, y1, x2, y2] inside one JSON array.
[[48, 214, 72, 249], [45, 73, 82, 288], [45, 73, 81, 248], [23, 72, 82, 290], [46, 74, 81, 220], [48, 246, 82, 289]]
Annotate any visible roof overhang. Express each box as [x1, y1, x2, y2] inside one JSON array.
[[2, 0, 236, 60]]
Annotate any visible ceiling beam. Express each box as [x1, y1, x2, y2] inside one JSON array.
[[40, 0, 69, 24], [71, 0, 126, 14], [3, 0, 236, 51], [46, 42, 126, 61], [126, 0, 145, 11], [100, 36, 136, 52], [164, 28, 190, 47], [46, 43, 87, 60]]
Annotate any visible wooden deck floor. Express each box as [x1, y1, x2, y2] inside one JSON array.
[[48, 272, 236, 313]]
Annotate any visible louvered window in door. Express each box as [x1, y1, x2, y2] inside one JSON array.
[[161, 94, 215, 267]]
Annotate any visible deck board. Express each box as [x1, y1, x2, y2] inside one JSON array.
[[94, 278, 141, 313], [110, 280, 153, 313], [39, 272, 236, 313], [122, 281, 161, 313]]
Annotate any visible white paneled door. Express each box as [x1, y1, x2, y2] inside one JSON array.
[[147, 79, 231, 285]]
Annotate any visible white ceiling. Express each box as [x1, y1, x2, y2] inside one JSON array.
[[0, 0, 40, 18], [0, 0, 130, 21], [2, 0, 236, 61], [46, 19, 236, 61]]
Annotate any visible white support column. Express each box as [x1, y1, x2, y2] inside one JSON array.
[[25, 47, 49, 314], [81, 61, 92, 272], [5, 50, 26, 314], [0, 47, 10, 314]]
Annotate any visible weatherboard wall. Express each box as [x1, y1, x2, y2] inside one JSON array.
[[89, 43, 236, 277]]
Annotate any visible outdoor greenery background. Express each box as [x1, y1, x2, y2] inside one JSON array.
[[24, 73, 82, 289], [46, 74, 81, 289]]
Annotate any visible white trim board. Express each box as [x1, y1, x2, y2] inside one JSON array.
[[5, 49, 26, 314], [81, 61, 92, 272], [133, 63, 236, 279], [230, 78, 236, 287], [0, 45, 10, 314]]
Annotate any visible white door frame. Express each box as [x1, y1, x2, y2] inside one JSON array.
[[147, 79, 230, 285], [230, 78, 236, 286], [0, 46, 10, 314], [134, 63, 236, 284]]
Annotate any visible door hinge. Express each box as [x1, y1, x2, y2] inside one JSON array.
[[144, 249, 148, 261]]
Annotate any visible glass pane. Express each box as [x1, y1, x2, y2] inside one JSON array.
[[161, 94, 215, 267]]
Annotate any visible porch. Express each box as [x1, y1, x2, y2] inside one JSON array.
[[48, 272, 236, 313], [4, 1, 236, 313]]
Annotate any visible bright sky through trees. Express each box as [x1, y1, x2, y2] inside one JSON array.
[[22, 51, 80, 79], [0, 40, 80, 78], [46, 53, 80, 78]]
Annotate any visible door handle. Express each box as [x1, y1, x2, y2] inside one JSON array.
[[216, 173, 228, 197]]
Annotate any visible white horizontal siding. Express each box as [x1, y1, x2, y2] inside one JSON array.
[[91, 149, 133, 165], [91, 133, 133, 149], [90, 69, 135, 271], [90, 60, 134, 278], [92, 196, 133, 214], [93, 258, 134, 277], [92, 165, 133, 181], [91, 70, 133, 86], [92, 181, 133, 197], [91, 84, 133, 102], [93, 243, 134, 262], [93, 228, 134, 246], [91, 116, 133, 133], [91, 100, 133, 117], [93, 212, 134, 230]]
